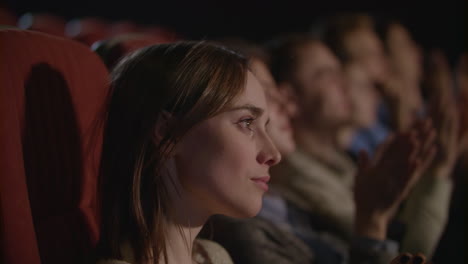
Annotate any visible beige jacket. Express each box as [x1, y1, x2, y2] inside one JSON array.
[[97, 239, 233, 264]]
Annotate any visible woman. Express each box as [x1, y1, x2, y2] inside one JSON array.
[[95, 41, 281, 264]]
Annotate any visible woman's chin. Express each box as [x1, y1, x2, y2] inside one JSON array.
[[222, 200, 263, 219]]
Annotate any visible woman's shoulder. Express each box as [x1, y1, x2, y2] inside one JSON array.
[[195, 238, 234, 264]]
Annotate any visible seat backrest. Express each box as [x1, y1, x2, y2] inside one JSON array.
[[66, 18, 111, 46], [17, 13, 66, 36], [142, 25, 181, 43], [0, 29, 109, 264], [93, 33, 169, 70], [108, 21, 139, 36]]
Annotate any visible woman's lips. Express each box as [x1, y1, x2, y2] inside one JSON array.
[[251, 175, 270, 191]]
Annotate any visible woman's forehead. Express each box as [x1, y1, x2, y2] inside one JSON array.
[[227, 72, 268, 114]]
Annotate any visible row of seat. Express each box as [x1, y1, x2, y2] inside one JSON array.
[[0, 8, 180, 45], [1, 28, 119, 264]]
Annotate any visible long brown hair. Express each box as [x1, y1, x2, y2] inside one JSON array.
[[96, 41, 248, 264]]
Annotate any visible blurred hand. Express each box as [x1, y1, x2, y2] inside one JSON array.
[[354, 119, 436, 239], [390, 253, 427, 264], [457, 53, 468, 155], [382, 76, 424, 131], [427, 51, 459, 177], [426, 50, 453, 102]]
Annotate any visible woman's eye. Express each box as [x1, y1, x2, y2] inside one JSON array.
[[238, 118, 255, 132]]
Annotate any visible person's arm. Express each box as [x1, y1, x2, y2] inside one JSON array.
[[398, 170, 452, 256]]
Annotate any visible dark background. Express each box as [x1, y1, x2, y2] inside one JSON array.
[[5, 0, 467, 62], [3, 0, 468, 63], [5, 0, 467, 45]]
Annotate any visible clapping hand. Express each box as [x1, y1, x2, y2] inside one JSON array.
[[426, 51, 459, 177], [354, 119, 436, 239]]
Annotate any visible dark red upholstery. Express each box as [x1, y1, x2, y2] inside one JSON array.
[[142, 25, 181, 43], [66, 18, 111, 46], [94, 33, 170, 70], [0, 29, 109, 264], [109, 21, 139, 36]]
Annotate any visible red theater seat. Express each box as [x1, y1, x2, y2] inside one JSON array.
[[93, 33, 169, 69], [0, 29, 109, 264], [17, 13, 66, 36], [66, 18, 111, 46], [141, 25, 182, 43], [109, 20, 139, 36]]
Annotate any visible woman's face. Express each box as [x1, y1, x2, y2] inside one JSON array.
[[250, 59, 297, 155], [173, 72, 281, 218]]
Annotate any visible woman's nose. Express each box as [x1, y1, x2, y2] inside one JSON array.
[[257, 134, 282, 167]]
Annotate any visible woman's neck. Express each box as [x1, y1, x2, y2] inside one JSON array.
[[162, 222, 203, 264], [161, 194, 209, 264], [160, 159, 212, 264], [161, 158, 211, 264]]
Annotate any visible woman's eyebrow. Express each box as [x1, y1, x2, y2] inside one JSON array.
[[228, 104, 264, 117]]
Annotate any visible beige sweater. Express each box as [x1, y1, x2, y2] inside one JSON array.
[[271, 148, 356, 239], [97, 239, 233, 264]]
